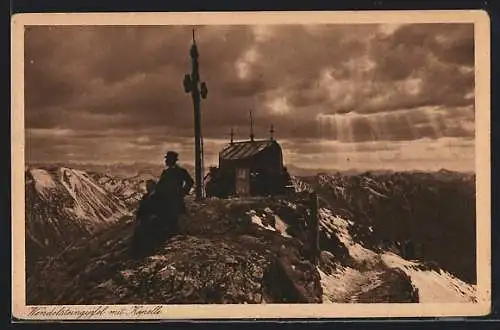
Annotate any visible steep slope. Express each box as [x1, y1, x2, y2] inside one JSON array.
[[316, 207, 476, 303], [294, 170, 476, 284], [25, 167, 131, 269]]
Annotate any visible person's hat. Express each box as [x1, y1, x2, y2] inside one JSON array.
[[165, 151, 179, 161]]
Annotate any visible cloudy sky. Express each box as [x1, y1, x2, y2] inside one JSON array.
[[24, 23, 475, 173]]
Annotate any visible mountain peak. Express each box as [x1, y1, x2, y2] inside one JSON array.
[[25, 166, 135, 266]]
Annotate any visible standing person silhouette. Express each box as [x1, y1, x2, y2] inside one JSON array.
[[152, 151, 194, 238]]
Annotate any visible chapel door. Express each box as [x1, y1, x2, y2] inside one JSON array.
[[235, 167, 250, 196]]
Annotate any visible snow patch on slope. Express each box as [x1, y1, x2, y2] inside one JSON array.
[[381, 252, 477, 303], [319, 208, 377, 264], [31, 169, 57, 196], [274, 215, 292, 238], [57, 167, 129, 222], [264, 207, 292, 238], [318, 264, 363, 303], [363, 186, 388, 199], [246, 208, 292, 238], [318, 258, 387, 303], [248, 210, 276, 232]]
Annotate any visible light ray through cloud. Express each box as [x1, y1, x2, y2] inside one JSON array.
[[24, 23, 475, 173]]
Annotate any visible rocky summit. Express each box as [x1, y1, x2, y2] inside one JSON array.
[[27, 196, 325, 304]]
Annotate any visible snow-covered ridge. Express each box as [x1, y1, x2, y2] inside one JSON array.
[[316, 205, 477, 303], [27, 167, 131, 226], [381, 252, 477, 303], [58, 167, 130, 221], [90, 172, 152, 205]]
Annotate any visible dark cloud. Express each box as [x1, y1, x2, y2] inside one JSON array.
[[24, 23, 475, 170]]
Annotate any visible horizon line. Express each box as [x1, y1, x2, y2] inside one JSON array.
[[24, 160, 476, 175]]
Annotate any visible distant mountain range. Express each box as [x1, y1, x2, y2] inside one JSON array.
[[28, 161, 474, 179], [28, 161, 168, 178]]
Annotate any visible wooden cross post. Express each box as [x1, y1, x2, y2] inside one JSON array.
[[183, 29, 208, 201]]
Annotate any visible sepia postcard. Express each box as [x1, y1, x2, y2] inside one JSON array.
[[11, 10, 491, 320]]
